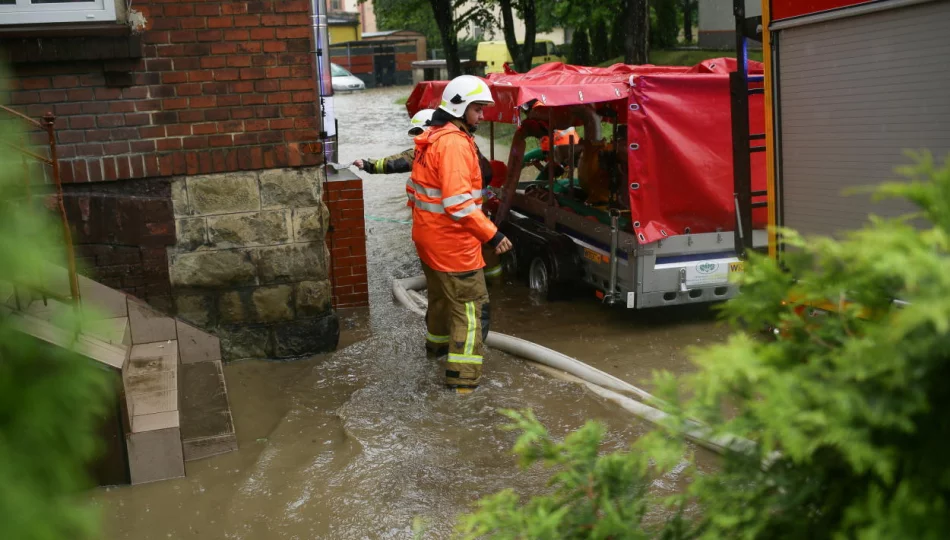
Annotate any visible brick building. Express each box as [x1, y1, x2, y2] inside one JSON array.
[[0, 0, 369, 361]]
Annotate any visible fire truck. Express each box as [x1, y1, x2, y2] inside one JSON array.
[[732, 0, 950, 257]]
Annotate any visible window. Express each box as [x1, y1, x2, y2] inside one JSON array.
[[329, 0, 343, 11], [0, 0, 117, 26], [533, 42, 547, 57], [331, 63, 352, 77]]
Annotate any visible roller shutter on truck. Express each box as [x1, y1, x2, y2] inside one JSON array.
[[772, 0, 950, 238]]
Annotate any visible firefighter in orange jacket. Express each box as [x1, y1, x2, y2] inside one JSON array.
[[409, 75, 512, 392]]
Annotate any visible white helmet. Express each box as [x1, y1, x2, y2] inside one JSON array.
[[438, 75, 495, 118], [408, 108, 435, 135]]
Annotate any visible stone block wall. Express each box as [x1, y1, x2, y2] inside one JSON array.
[[324, 173, 369, 309], [168, 167, 338, 361]]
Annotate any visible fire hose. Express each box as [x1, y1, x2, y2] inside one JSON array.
[[392, 275, 761, 458]]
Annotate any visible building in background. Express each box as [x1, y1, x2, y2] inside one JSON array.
[[329, 0, 377, 34], [331, 30, 425, 88], [329, 12, 362, 44]]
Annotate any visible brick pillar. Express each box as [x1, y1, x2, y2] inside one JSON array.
[[323, 171, 368, 308]]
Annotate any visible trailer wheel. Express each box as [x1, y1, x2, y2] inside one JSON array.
[[502, 249, 519, 278], [528, 256, 551, 298]]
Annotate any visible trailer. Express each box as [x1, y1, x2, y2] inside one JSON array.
[[408, 59, 769, 308]]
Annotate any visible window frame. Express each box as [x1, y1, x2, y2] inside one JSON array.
[[0, 0, 117, 26]]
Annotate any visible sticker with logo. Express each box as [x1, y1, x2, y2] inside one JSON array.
[[583, 248, 604, 264], [685, 260, 730, 287]]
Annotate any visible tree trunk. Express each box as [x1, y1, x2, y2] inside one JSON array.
[[684, 0, 694, 44], [499, 0, 536, 73], [429, 0, 461, 77], [591, 19, 609, 64], [624, 0, 649, 65], [520, 0, 537, 73]]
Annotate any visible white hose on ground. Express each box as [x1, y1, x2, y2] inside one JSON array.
[[392, 275, 760, 457]]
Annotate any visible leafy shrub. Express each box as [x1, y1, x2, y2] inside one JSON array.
[[1, 75, 112, 540], [456, 151, 950, 539]]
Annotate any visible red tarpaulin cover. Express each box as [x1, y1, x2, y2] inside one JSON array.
[[405, 59, 767, 244], [627, 74, 767, 243]]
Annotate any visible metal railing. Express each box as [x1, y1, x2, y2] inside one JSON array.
[[1, 104, 81, 311]]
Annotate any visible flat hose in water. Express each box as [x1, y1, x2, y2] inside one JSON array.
[[392, 275, 761, 457]]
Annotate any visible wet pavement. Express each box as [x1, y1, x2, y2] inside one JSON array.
[[93, 87, 729, 539]]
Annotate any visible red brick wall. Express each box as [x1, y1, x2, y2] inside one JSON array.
[[0, 0, 323, 184], [60, 178, 177, 311], [323, 176, 368, 309]]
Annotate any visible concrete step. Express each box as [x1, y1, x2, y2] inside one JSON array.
[[21, 298, 131, 347], [124, 341, 180, 434], [125, 427, 185, 486], [35, 263, 128, 320], [6, 264, 237, 484], [127, 297, 176, 345], [124, 340, 184, 485], [2, 306, 128, 370], [179, 360, 238, 461]]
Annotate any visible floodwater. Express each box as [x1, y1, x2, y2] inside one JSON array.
[[93, 87, 730, 539]]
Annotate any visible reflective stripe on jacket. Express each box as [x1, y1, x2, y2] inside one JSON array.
[[360, 148, 414, 174], [410, 122, 498, 272]]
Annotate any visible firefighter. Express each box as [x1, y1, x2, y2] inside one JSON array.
[[410, 74, 512, 393], [351, 109, 435, 174], [353, 108, 505, 281]]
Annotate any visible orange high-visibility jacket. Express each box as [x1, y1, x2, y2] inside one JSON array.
[[539, 127, 579, 152], [409, 122, 500, 272]]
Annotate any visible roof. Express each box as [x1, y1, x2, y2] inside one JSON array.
[[362, 31, 397, 37], [328, 13, 359, 25], [330, 38, 418, 47], [361, 30, 424, 38]]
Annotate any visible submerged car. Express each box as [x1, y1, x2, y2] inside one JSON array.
[[331, 63, 366, 92]]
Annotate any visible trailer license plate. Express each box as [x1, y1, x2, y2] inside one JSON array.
[[583, 248, 603, 264], [729, 261, 744, 273]]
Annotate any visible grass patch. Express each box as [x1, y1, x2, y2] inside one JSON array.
[[598, 48, 763, 67], [488, 122, 537, 152]]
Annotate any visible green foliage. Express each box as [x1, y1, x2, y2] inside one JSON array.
[[369, 0, 443, 49], [454, 410, 673, 539], [570, 30, 592, 66], [0, 74, 112, 540], [456, 151, 950, 538], [650, 0, 680, 48], [457, 37, 481, 61]]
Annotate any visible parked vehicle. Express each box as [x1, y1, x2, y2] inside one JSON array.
[[407, 59, 768, 309], [476, 40, 567, 74], [330, 63, 365, 92]]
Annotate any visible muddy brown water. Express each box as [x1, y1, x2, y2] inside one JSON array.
[[93, 87, 730, 539]]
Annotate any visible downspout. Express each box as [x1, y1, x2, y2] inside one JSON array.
[[310, 0, 337, 165]]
